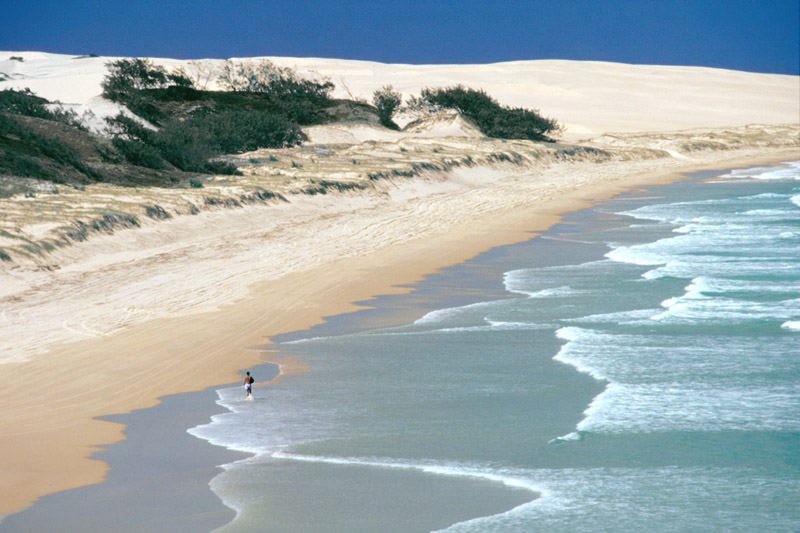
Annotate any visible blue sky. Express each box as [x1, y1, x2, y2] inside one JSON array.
[[3, 0, 799, 74]]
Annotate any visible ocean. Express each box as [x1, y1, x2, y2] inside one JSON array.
[[189, 161, 800, 532]]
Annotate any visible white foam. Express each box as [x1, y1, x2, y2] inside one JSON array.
[[577, 382, 800, 433], [553, 298, 800, 433], [528, 286, 583, 298], [503, 260, 621, 297], [502, 269, 539, 296], [609, 188, 800, 280], [565, 308, 659, 325], [413, 300, 497, 326], [553, 327, 608, 381], [781, 320, 800, 331], [276, 452, 531, 486], [605, 246, 665, 266], [716, 160, 800, 181], [437, 465, 800, 532], [652, 296, 800, 324], [548, 431, 583, 444], [484, 319, 550, 330], [414, 320, 551, 335]]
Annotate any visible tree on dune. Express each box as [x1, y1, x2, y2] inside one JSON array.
[[372, 85, 402, 129]]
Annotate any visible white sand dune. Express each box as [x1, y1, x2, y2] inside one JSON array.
[[1, 51, 798, 138], [0, 51, 798, 516]]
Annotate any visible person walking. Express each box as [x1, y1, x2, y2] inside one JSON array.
[[243, 371, 254, 399]]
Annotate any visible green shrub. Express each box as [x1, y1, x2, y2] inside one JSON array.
[[0, 88, 85, 129], [218, 59, 333, 102], [416, 85, 560, 141], [99, 59, 333, 177], [122, 94, 167, 125], [102, 59, 196, 126], [190, 109, 306, 153], [0, 113, 101, 180], [204, 160, 241, 175], [153, 84, 202, 102], [216, 60, 333, 125], [0, 89, 50, 118], [102, 58, 175, 100], [154, 121, 216, 172], [111, 137, 166, 169], [372, 85, 401, 129], [0, 150, 51, 179], [105, 113, 155, 144]]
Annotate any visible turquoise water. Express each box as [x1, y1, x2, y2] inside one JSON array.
[[190, 161, 800, 532]]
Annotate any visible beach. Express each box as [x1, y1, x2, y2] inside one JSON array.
[[1, 149, 797, 519], [0, 52, 799, 525], [4, 158, 798, 532]]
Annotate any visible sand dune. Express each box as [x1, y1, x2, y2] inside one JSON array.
[[2, 52, 798, 138], [0, 51, 798, 516]]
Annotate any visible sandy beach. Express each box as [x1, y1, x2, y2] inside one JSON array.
[[0, 52, 798, 518]]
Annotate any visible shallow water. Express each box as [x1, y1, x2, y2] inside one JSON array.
[[190, 161, 800, 532]]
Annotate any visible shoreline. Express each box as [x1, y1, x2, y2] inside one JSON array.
[[1, 148, 799, 517], [0, 383, 263, 532]]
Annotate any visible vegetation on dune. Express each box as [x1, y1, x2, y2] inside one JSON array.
[[409, 85, 560, 141], [372, 85, 402, 129], [0, 88, 86, 130], [1, 57, 563, 196], [101, 58, 337, 173], [0, 96, 101, 182], [218, 59, 334, 105], [102, 58, 193, 100]]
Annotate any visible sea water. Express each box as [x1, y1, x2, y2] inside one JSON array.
[[189, 161, 800, 532]]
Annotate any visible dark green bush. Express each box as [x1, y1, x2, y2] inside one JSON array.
[[99, 59, 333, 177], [155, 85, 203, 101], [102, 58, 173, 100], [204, 160, 241, 175], [111, 137, 166, 169], [216, 60, 333, 125], [122, 95, 167, 125], [373, 85, 401, 129], [102, 59, 195, 125], [0, 88, 85, 129], [105, 113, 155, 144], [189, 109, 306, 153], [154, 121, 216, 172], [106, 108, 302, 173], [0, 113, 103, 180], [219, 59, 333, 102], [417, 85, 560, 141], [0, 114, 79, 166], [0, 88, 51, 118], [0, 150, 51, 179]]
